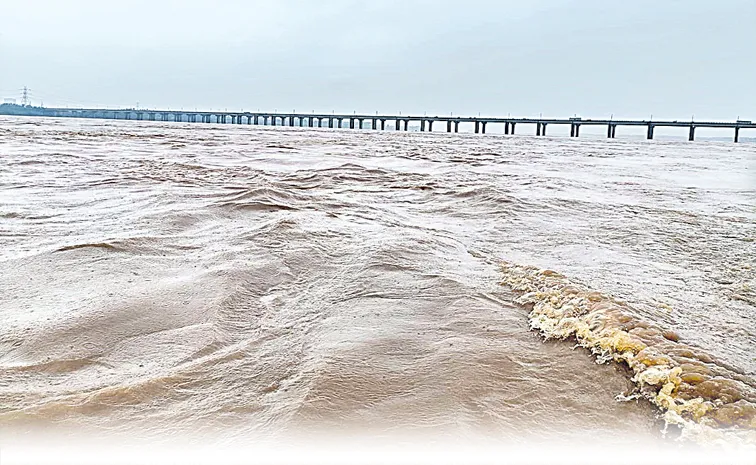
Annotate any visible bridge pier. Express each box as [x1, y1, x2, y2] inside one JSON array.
[[454, 121, 459, 133], [474, 121, 480, 134], [395, 119, 400, 131], [689, 125, 695, 141], [735, 127, 740, 143], [481, 122, 487, 134], [358, 118, 364, 129], [420, 120, 426, 132], [337, 118, 343, 128], [349, 118, 355, 129], [428, 120, 433, 132], [647, 124, 654, 140], [447, 121, 452, 132], [536, 123, 542, 136], [403, 120, 409, 131], [542, 123, 547, 136], [504, 122, 510, 135], [380, 119, 386, 130]]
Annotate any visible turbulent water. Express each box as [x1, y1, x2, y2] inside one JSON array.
[[1, 117, 755, 455]]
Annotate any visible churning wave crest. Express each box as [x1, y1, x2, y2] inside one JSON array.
[[500, 262, 756, 444]]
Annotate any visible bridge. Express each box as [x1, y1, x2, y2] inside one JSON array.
[[2, 105, 754, 142]]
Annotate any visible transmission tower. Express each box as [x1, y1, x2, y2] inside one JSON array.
[[21, 86, 30, 106]]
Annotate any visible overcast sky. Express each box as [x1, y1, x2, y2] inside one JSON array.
[[1, 0, 754, 120]]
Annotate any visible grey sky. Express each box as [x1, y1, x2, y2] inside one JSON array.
[[1, 0, 754, 120]]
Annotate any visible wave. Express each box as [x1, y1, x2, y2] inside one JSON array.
[[499, 262, 756, 444]]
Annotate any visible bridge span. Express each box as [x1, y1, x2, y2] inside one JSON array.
[[3, 105, 754, 142]]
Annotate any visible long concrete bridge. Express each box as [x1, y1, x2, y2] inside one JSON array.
[[4, 106, 754, 142]]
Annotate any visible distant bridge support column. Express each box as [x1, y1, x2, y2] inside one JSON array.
[[536, 123, 542, 136], [481, 122, 487, 134], [358, 118, 364, 129], [474, 121, 480, 134], [372, 118, 377, 129], [688, 125, 695, 141], [447, 121, 452, 132], [420, 120, 426, 132], [510, 123, 515, 134], [337, 118, 343, 128], [542, 123, 547, 136], [349, 118, 355, 129], [454, 121, 459, 133], [381, 119, 386, 130], [607, 124, 613, 138], [288, 116, 294, 126], [575, 124, 580, 137], [734, 127, 740, 143], [428, 121, 433, 132], [647, 124, 654, 140], [504, 122, 510, 135], [403, 120, 409, 131]]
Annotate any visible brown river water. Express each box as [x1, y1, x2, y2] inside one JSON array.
[[0, 117, 755, 461]]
